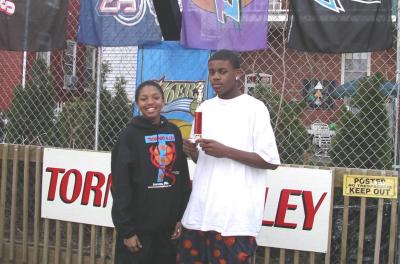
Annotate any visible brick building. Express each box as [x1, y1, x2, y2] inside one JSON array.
[[0, 0, 397, 128]]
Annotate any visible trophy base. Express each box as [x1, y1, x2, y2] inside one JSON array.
[[189, 134, 202, 143]]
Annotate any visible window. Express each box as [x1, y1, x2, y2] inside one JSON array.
[[269, 0, 282, 11], [36, 52, 51, 66], [81, 46, 97, 91], [85, 46, 97, 81], [64, 40, 77, 76], [341, 53, 370, 84], [63, 41, 77, 89]]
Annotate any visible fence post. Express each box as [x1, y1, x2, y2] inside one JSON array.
[[22, 51, 27, 89], [93, 46, 103, 264], [95, 47, 102, 151], [396, 0, 400, 261]]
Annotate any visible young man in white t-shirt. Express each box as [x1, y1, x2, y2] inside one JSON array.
[[177, 50, 280, 263]]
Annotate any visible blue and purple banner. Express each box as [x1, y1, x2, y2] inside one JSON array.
[[77, 0, 162, 46], [180, 0, 269, 51]]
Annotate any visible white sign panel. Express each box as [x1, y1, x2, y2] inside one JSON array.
[[257, 166, 333, 253], [41, 148, 114, 227]]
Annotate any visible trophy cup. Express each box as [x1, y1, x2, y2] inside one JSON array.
[[191, 84, 203, 143], [193, 105, 202, 140]]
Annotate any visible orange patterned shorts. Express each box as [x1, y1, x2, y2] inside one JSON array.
[[177, 227, 257, 264]]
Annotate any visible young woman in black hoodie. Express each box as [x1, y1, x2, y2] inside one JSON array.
[[111, 80, 191, 264]]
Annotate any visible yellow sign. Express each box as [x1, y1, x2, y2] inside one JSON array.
[[343, 175, 398, 199]]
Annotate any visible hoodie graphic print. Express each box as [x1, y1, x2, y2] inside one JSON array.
[[146, 133, 177, 188]]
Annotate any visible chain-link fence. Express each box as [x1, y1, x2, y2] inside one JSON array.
[[0, 6, 398, 169], [241, 21, 398, 169], [0, 0, 399, 262]]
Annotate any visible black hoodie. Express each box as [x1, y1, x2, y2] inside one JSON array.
[[111, 115, 191, 239]]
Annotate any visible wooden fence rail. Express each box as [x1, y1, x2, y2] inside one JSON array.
[[0, 144, 398, 264]]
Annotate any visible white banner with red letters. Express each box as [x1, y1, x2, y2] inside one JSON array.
[[257, 166, 333, 253], [41, 148, 114, 227], [41, 149, 333, 253]]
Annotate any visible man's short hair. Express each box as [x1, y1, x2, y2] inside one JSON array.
[[209, 49, 241, 69]]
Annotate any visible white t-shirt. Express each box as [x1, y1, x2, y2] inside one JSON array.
[[181, 94, 281, 237]]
